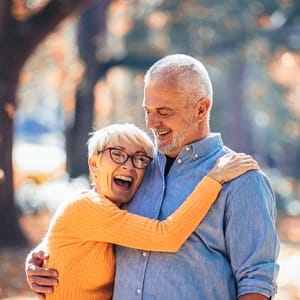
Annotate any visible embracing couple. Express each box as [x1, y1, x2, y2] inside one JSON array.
[[26, 54, 279, 300]]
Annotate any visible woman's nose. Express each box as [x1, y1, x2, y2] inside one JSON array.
[[121, 157, 135, 169]]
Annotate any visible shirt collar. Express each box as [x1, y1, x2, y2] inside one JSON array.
[[157, 132, 223, 162]]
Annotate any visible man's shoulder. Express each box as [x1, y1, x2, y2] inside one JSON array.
[[223, 167, 274, 207]]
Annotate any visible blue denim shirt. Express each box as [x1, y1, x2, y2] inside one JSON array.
[[113, 134, 280, 300]]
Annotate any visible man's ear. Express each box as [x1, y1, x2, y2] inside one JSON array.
[[194, 97, 210, 122]]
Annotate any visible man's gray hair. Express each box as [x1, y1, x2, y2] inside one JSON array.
[[144, 54, 213, 105]]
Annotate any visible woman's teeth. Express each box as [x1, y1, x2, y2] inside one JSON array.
[[114, 175, 133, 188]]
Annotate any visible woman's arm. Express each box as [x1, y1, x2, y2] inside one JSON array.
[[25, 153, 257, 297], [70, 152, 258, 252]]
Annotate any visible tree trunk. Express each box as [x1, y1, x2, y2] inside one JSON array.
[[66, 0, 110, 178], [0, 59, 27, 247], [0, 0, 96, 248], [220, 55, 254, 154]]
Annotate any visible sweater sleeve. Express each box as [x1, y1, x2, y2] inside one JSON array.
[[68, 175, 221, 252]]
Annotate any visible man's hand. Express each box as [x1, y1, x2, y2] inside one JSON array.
[[239, 293, 270, 300], [208, 152, 259, 184], [25, 250, 58, 299]]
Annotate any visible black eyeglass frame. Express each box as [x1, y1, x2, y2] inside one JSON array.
[[98, 147, 153, 169]]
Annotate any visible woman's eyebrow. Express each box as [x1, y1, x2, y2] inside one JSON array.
[[112, 146, 147, 155]]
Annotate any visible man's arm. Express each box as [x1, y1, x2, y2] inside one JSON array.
[[25, 246, 58, 298], [226, 171, 279, 298]]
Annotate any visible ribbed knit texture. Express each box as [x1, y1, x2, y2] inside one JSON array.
[[45, 175, 221, 300]]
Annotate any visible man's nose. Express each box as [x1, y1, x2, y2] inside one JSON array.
[[146, 112, 160, 128]]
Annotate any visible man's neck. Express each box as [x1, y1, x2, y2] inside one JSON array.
[[164, 156, 176, 177]]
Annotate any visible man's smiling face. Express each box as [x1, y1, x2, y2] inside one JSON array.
[[143, 77, 198, 158]]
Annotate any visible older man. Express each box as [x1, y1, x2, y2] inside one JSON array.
[[26, 54, 279, 299]]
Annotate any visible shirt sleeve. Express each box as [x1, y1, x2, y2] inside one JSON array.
[[66, 175, 221, 252], [224, 171, 280, 298]]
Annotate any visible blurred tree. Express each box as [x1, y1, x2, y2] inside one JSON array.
[[66, 0, 110, 177], [66, 0, 161, 178], [0, 0, 96, 247]]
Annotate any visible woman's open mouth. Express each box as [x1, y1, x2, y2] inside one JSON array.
[[113, 175, 133, 189]]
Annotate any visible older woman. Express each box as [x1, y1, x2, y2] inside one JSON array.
[[32, 123, 257, 300]]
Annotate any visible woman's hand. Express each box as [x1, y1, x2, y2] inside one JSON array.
[[208, 152, 259, 184]]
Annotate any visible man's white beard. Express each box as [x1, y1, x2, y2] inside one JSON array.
[[153, 117, 196, 156]]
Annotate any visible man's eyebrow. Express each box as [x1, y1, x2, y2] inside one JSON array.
[[143, 106, 172, 110], [157, 107, 173, 111]]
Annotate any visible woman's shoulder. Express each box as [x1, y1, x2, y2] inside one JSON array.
[[54, 189, 94, 214]]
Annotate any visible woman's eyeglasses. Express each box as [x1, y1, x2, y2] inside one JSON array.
[[98, 148, 152, 169]]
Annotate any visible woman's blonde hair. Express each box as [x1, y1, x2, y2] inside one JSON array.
[[87, 123, 155, 159]]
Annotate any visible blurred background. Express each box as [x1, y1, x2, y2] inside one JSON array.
[[0, 0, 300, 299]]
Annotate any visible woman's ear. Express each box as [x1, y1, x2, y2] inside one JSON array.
[[88, 156, 98, 175], [194, 97, 210, 122]]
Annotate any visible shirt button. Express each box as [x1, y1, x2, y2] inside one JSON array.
[[137, 288, 142, 294], [142, 251, 147, 257], [194, 154, 199, 158], [185, 146, 190, 151], [177, 158, 182, 164]]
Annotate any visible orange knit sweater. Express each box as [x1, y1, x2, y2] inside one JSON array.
[[44, 175, 221, 300]]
